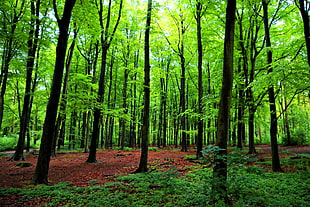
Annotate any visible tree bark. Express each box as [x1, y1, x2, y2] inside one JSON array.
[[179, 19, 187, 152], [212, 0, 236, 203], [32, 0, 76, 185], [262, 0, 283, 172], [135, 0, 152, 173], [296, 0, 310, 67], [195, 0, 204, 159], [120, 67, 129, 149]]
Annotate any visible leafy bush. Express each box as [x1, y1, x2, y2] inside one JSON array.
[[0, 136, 18, 151], [282, 128, 309, 146]]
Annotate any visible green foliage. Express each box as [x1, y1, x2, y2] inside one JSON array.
[[282, 128, 309, 146], [0, 166, 309, 207], [281, 105, 310, 146], [183, 154, 196, 160], [281, 155, 310, 171], [148, 146, 159, 151], [0, 136, 18, 151], [114, 146, 133, 151]]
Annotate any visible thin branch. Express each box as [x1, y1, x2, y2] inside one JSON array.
[[53, 0, 60, 23], [276, 87, 310, 119]]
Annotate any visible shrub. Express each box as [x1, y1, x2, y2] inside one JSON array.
[[0, 136, 18, 151], [282, 128, 309, 146]]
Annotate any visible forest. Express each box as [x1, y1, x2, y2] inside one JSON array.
[[0, 0, 310, 206]]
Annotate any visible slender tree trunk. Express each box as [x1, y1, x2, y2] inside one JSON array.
[[135, 0, 152, 173], [84, 111, 91, 153], [262, 0, 283, 172], [0, 18, 19, 131], [69, 110, 77, 149], [87, 0, 123, 162], [32, 0, 76, 185], [162, 68, 168, 148], [248, 105, 256, 154], [105, 54, 115, 149], [10, 0, 40, 161], [247, 56, 257, 154], [247, 10, 262, 154], [196, 0, 204, 159], [86, 47, 107, 163], [237, 58, 245, 149], [206, 63, 212, 145], [282, 96, 292, 145], [129, 49, 140, 148], [120, 68, 129, 149], [247, 81, 257, 154], [158, 77, 164, 148], [212, 0, 236, 203], [158, 59, 169, 148], [180, 43, 187, 152]]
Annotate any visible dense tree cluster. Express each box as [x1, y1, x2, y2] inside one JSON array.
[[0, 0, 309, 188]]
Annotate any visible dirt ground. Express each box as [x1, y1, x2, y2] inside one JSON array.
[[0, 147, 198, 188], [0, 144, 309, 188]]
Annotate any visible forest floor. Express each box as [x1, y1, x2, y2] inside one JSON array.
[[0, 144, 309, 206], [0, 144, 309, 188]]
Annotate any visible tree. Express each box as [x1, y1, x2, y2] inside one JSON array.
[[195, 0, 205, 159], [52, 24, 78, 157], [212, 0, 236, 203], [135, 0, 152, 173], [0, 0, 26, 131], [159, 5, 191, 152], [10, 0, 41, 161], [32, 0, 76, 185], [86, 0, 123, 163], [246, 1, 264, 155], [295, 0, 310, 67], [262, 0, 283, 172]]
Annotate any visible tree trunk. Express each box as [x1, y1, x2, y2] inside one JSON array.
[[247, 8, 262, 155], [87, 0, 123, 162], [296, 0, 310, 67], [262, 0, 283, 172], [86, 48, 107, 162], [158, 77, 165, 148], [129, 50, 140, 148], [32, 0, 76, 185], [196, 0, 204, 159], [69, 110, 77, 149], [120, 68, 129, 149], [237, 58, 245, 149], [0, 4, 21, 131], [247, 52, 257, 154], [105, 55, 115, 149], [52, 26, 77, 156], [135, 0, 152, 173], [180, 31, 187, 152], [212, 0, 236, 203], [10, 0, 40, 161]]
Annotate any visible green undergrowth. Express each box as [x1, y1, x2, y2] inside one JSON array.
[[256, 154, 310, 171], [1, 146, 309, 206], [0, 166, 309, 207]]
